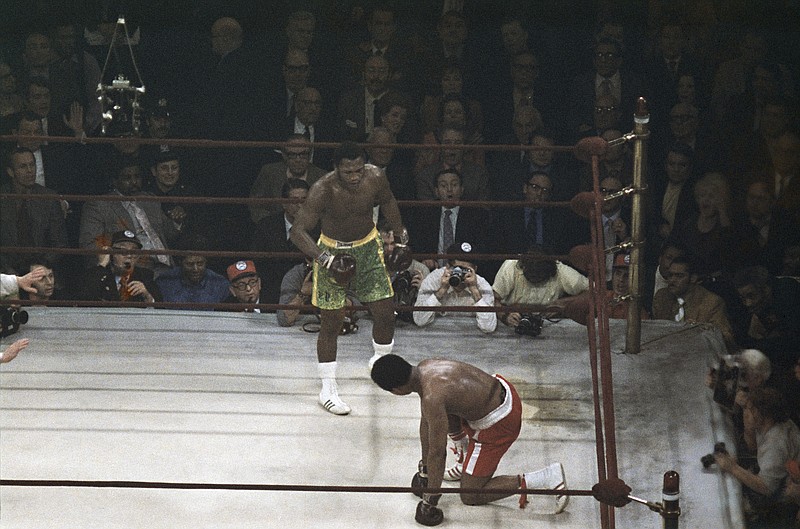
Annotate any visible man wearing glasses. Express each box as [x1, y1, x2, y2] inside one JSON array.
[[223, 260, 265, 312]]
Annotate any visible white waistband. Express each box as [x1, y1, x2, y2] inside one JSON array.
[[467, 376, 512, 431]]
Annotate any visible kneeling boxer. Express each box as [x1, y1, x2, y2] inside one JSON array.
[[371, 354, 568, 526]]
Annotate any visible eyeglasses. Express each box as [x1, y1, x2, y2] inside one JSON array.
[[285, 151, 311, 159], [526, 182, 552, 193], [670, 115, 696, 122], [594, 52, 618, 60], [600, 187, 621, 194], [594, 105, 618, 113], [232, 278, 260, 291], [297, 99, 322, 107]]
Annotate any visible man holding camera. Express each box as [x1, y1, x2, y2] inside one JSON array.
[[492, 246, 588, 328], [413, 241, 496, 333], [378, 218, 428, 323]]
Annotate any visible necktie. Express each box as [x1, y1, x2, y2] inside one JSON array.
[[302, 126, 310, 140], [374, 49, 383, 57], [600, 78, 612, 97], [442, 209, 454, 258], [287, 93, 295, 118], [675, 297, 685, 322]]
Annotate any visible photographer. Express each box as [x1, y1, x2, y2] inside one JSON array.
[[492, 246, 588, 328], [277, 259, 361, 328], [714, 387, 800, 527], [413, 241, 496, 333]]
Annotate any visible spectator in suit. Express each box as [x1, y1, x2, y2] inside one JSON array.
[[409, 168, 489, 271], [341, 4, 416, 95], [496, 172, 580, 257], [366, 126, 415, 201], [0, 60, 24, 118], [48, 22, 102, 134], [415, 93, 485, 173], [733, 265, 800, 366], [0, 147, 67, 273], [415, 125, 489, 201], [734, 180, 800, 274], [250, 178, 317, 305], [419, 62, 484, 139], [486, 106, 543, 202], [249, 134, 325, 223], [143, 150, 204, 237], [222, 260, 267, 312], [566, 37, 644, 144], [265, 48, 311, 131], [413, 240, 496, 333], [289, 87, 335, 169], [646, 142, 698, 265], [375, 90, 421, 170], [337, 54, 402, 143], [762, 130, 800, 218], [597, 176, 630, 283], [652, 255, 736, 350], [83, 230, 161, 304], [79, 157, 179, 274]]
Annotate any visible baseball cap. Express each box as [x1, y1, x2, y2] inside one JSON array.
[[227, 260, 258, 282], [111, 229, 142, 248]]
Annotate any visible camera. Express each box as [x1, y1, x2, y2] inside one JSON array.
[[392, 271, 418, 323], [1, 307, 29, 338], [515, 313, 543, 337], [701, 442, 728, 469], [448, 266, 468, 287]]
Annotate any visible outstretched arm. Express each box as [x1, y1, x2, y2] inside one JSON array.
[[1, 338, 30, 364]]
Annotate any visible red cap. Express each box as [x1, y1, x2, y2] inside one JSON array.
[[613, 253, 631, 268], [227, 260, 257, 282]]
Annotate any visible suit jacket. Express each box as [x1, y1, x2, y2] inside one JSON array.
[[248, 162, 326, 223], [652, 283, 734, 347], [0, 183, 68, 271], [566, 69, 646, 142], [283, 116, 337, 171], [82, 264, 162, 302], [496, 202, 585, 257], [79, 192, 180, 267], [415, 160, 490, 201], [250, 212, 319, 304], [409, 205, 490, 259], [337, 87, 406, 143]]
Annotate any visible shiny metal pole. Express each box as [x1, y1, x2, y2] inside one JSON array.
[[625, 97, 649, 354]]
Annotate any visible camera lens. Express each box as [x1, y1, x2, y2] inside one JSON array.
[[15, 310, 29, 325]]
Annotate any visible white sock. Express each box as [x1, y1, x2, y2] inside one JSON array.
[[318, 361, 337, 393], [372, 339, 394, 356]]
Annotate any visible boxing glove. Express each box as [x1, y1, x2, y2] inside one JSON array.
[[329, 253, 356, 286], [411, 460, 428, 499], [415, 495, 443, 527], [386, 243, 413, 272]]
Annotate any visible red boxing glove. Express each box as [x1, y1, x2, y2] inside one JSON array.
[[329, 253, 356, 286], [385, 244, 412, 272]]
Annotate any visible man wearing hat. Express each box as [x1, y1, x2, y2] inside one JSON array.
[[413, 241, 496, 333], [83, 230, 162, 303], [222, 260, 266, 312]]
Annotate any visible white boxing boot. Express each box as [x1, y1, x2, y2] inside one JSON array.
[[318, 362, 351, 415], [519, 462, 568, 514]]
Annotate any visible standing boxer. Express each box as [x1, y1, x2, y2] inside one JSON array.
[[371, 354, 568, 526], [290, 142, 409, 415]]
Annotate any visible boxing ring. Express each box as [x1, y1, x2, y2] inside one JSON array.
[[1, 308, 743, 528], [1, 101, 746, 528]]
